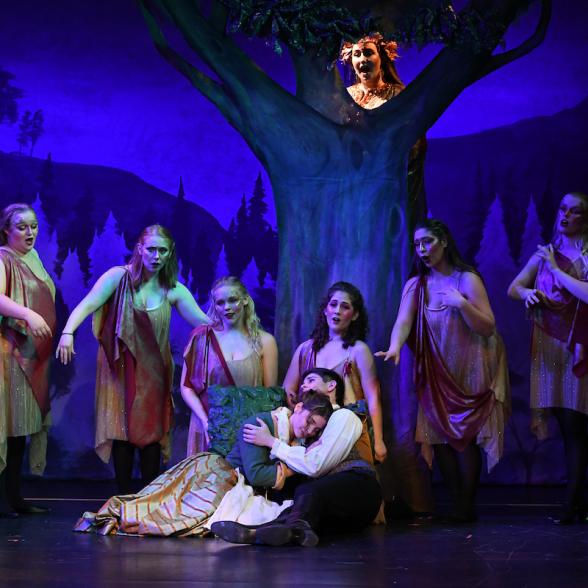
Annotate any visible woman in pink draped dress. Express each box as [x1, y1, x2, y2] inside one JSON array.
[[377, 219, 509, 522], [509, 192, 588, 524]]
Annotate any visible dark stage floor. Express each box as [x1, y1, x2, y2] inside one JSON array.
[[1, 482, 588, 587]]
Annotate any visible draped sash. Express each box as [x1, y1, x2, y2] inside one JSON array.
[[532, 251, 588, 377], [93, 271, 173, 448], [413, 276, 496, 452], [0, 249, 56, 417]]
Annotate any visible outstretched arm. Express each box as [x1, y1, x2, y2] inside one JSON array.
[[169, 282, 210, 326], [56, 266, 126, 364], [376, 277, 418, 364]]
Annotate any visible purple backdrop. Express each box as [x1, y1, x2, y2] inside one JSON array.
[[0, 1, 587, 483]]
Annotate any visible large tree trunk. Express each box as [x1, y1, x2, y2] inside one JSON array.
[[272, 150, 408, 362], [270, 132, 433, 510]]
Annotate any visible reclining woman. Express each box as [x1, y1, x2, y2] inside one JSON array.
[[74, 392, 333, 537]]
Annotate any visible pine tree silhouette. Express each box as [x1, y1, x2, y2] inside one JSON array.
[[60, 187, 96, 283], [225, 195, 251, 277], [214, 244, 230, 280], [463, 162, 493, 263], [88, 211, 128, 283], [36, 153, 57, 230], [519, 196, 543, 266], [536, 167, 557, 242], [190, 231, 215, 304], [58, 248, 85, 311], [476, 195, 522, 367], [241, 256, 261, 292], [171, 178, 188, 278], [31, 193, 58, 277]]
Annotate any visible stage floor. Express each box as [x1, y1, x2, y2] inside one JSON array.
[[1, 482, 588, 587]]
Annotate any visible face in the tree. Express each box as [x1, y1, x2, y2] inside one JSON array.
[[351, 42, 382, 84]]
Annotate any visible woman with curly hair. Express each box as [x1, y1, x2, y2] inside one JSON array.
[[181, 276, 278, 455], [283, 281, 386, 463], [56, 224, 209, 493]]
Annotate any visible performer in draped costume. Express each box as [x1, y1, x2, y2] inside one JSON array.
[[284, 281, 386, 464], [181, 276, 277, 455], [56, 225, 209, 493], [378, 219, 510, 522], [0, 203, 56, 516], [509, 192, 588, 524]]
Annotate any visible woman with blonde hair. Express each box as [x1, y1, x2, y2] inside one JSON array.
[[509, 192, 588, 524], [181, 275, 278, 455], [0, 203, 56, 516], [56, 224, 209, 492]]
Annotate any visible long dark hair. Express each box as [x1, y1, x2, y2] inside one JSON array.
[[301, 367, 345, 407], [127, 224, 178, 289], [412, 218, 480, 278], [310, 281, 369, 351]]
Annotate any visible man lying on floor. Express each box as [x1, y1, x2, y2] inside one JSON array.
[[212, 367, 382, 547]]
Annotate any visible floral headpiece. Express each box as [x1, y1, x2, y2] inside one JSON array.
[[339, 33, 399, 65]]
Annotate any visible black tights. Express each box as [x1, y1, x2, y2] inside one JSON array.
[[112, 441, 161, 494], [0, 436, 27, 511], [433, 442, 481, 518], [552, 407, 588, 510]]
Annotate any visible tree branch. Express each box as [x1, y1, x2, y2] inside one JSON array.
[[473, 0, 551, 81], [374, 0, 550, 151], [289, 50, 357, 124], [140, 0, 336, 172], [140, 1, 241, 129]]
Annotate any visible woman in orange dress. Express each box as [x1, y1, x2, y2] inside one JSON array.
[[0, 203, 56, 516], [56, 224, 208, 493]]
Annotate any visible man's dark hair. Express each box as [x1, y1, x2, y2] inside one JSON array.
[[301, 367, 345, 407]]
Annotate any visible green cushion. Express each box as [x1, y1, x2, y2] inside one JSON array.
[[208, 385, 287, 457]]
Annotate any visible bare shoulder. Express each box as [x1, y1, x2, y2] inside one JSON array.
[[461, 271, 484, 287], [403, 276, 420, 294], [259, 330, 277, 350], [101, 266, 127, 284], [350, 339, 373, 360], [167, 281, 191, 302]]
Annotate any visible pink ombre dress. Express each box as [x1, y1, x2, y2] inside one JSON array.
[[529, 251, 588, 437], [413, 272, 510, 471]]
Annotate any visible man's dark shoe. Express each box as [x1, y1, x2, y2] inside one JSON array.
[[255, 523, 294, 546], [291, 521, 319, 547], [11, 501, 50, 515], [211, 521, 258, 544]]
